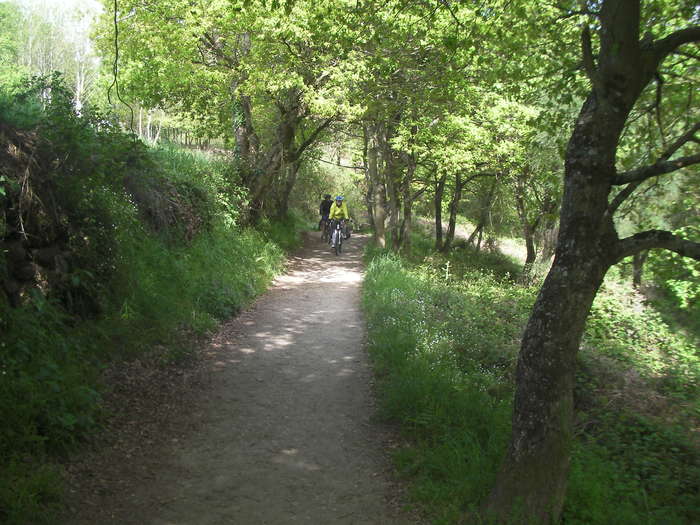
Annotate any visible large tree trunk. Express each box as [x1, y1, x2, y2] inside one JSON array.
[[483, 91, 623, 521], [276, 161, 300, 218], [483, 2, 669, 521]]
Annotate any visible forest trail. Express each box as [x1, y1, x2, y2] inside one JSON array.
[[68, 232, 416, 525]]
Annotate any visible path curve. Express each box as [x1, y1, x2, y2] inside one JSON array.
[[72, 232, 416, 524]]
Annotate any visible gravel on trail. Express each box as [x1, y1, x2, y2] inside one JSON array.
[[65, 232, 419, 525]]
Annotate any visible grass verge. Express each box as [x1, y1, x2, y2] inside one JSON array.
[[362, 233, 699, 524]]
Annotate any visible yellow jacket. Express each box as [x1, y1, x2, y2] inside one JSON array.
[[329, 201, 350, 220]]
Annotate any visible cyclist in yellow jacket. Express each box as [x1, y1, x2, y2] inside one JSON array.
[[328, 195, 350, 247], [329, 195, 350, 221]]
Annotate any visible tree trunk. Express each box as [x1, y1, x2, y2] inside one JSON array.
[[366, 124, 386, 248], [514, 171, 539, 270], [632, 250, 648, 288], [483, 2, 660, 521], [537, 221, 558, 263], [468, 179, 497, 249], [381, 130, 401, 251], [276, 161, 300, 218], [434, 172, 447, 251], [362, 126, 375, 230], [484, 92, 622, 521], [399, 154, 416, 254], [440, 172, 463, 253], [466, 222, 482, 246]]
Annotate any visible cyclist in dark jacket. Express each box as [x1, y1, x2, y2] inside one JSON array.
[[319, 194, 333, 229]]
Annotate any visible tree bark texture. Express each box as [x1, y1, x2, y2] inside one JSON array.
[[440, 172, 463, 253], [380, 129, 401, 252], [366, 124, 386, 248], [434, 172, 447, 251]]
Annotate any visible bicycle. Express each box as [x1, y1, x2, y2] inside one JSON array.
[[330, 219, 345, 255]]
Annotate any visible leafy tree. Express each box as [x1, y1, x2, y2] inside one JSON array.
[[483, 1, 700, 522], [0, 1, 27, 88], [99, 0, 353, 221]]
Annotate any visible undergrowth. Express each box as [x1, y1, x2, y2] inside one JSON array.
[[0, 77, 299, 523], [362, 231, 699, 524]]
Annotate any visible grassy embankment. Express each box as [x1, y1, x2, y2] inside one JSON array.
[[362, 229, 699, 525], [0, 78, 307, 524]]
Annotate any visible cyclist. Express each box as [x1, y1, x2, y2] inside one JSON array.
[[319, 194, 333, 231], [328, 195, 350, 247]]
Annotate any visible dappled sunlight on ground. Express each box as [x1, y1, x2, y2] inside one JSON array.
[[203, 234, 369, 388], [271, 448, 322, 472], [81, 231, 416, 525]]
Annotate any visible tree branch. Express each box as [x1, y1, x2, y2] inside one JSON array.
[[613, 122, 700, 184], [581, 25, 603, 96], [650, 26, 700, 63], [608, 180, 643, 214], [291, 117, 335, 162], [459, 171, 498, 190], [613, 229, 700, 264], [613, 153, 700, 185], [308, 155, 363, 171], [659, 122, 700, 161]]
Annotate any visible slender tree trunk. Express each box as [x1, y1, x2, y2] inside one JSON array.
[[632, 250, 648, 288], [440, 172, 463, 253], [400, 154, 416, 254], [153, 119, 162, 144], [381, 131, 401, 251], [138, 107, 143, 139], [362, 126, 375, 231], [514, 171, 539, 269], [466, 222, 483, 246], [434, 172, 447, 251], [468, 179, 497, 249], [367, 124, 386, 247]]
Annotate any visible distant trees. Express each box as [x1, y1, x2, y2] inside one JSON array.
[[0, 0, 101, 108], [100, 0, 353, 221]]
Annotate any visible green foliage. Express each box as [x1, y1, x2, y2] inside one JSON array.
[[0, 1, 27, 90], [362, 228, 700, 524], [584, 277, 699, 402], [0, 300, 101, 456], [362, 249, 528, 521], [0, 74, 295, 522], [648, 226, 700, 324], [0, 458, 62, 525]]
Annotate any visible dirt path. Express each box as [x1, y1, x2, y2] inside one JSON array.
[[67, 232, 416, 524]]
